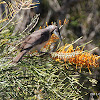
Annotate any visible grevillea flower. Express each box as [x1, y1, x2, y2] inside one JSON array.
[[43, 34, 59, 49], [42, 19, 69, 50], [50, 44, 100, 74]]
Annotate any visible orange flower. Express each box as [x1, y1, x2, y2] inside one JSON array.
[[59, 20, 62, 26], [43, 34, 59, 50], [51, 44, 100, 74]]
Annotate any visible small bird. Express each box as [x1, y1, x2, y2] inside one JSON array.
[[13, 25, 62, 63]]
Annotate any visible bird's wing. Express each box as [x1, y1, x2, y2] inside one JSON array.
[[20, 29, 50, 51], [20, 35, 32, 51]]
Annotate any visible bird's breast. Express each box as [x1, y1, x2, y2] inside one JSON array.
[[35, 41, 48, 51]]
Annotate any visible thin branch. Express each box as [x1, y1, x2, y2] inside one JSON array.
[[0, 8, 22, 32], [21, 14, 40, 34], [29, 16, 39, 32]]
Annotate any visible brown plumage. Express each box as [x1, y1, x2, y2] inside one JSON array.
[[13, 25, 61, 63]]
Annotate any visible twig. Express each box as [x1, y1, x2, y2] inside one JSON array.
[[29, 15, 40, 32], [0, 8, 22, 32], [21, 14, 40, 34], [89, 47, 98, 52], [78, 40, 93, 48]]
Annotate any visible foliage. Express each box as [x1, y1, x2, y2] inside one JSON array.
[[0, 0, 100, 100]]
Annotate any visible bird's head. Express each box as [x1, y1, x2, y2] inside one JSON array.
[[46, 25, 62, 41]]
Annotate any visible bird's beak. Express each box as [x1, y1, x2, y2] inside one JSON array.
[[53, 28, 62, 42]]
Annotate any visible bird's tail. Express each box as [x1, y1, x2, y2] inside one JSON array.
[[13, 50, 27, 63]]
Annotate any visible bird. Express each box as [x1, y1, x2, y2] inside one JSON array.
[[13, 25, 62, 63]]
